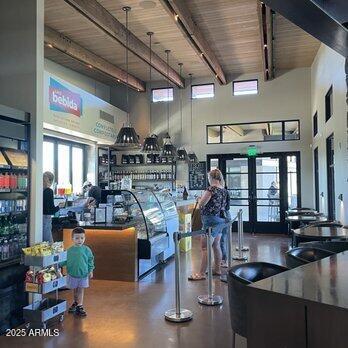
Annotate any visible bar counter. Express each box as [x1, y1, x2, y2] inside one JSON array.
[[247, 251, 348, 348], [63, 221, 138, 282]]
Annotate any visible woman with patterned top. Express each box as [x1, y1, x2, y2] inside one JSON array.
[[189, 169, 228, 280]]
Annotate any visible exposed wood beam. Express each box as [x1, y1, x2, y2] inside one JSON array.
[[262, 0, 348, 57], [226, 125, 245, 137], [44, 26, 145, 92], [257, 2, 274, 81], [159, 0, 227, 85], [63, 0, 185, 88]]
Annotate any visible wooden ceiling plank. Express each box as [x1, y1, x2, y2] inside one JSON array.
[[159, 0, 227, 85], [45, 26, 145, 91], [63, 0, 185, 88]]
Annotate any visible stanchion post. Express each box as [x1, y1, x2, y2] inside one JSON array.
[[220, 222, 232, 283], [198, 227, 223, 305], [233, 210, 247, 261], [165, 232, 193, 322], [228, 223, 233, 268], [240, 211, 249, 251]]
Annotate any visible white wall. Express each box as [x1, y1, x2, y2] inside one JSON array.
[[149, 69, 313, 207], [311, 44, 348, 224]]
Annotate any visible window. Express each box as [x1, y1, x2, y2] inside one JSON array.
[[313, 112, 318, 137], [192, 84, 214, 99], [233, 79, 258, 96], [325, 86, 333, 122], [207, 120, 300, 144], [152, 88, 173, 102], [43, 136, 86, 194], [58, 144, 70, 186], [43, 141, 54, 173]]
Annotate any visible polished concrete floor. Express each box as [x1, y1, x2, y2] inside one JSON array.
[[3, 233, 289, 348]]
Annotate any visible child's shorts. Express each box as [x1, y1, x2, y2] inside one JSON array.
[[67, 275, 89, 289]]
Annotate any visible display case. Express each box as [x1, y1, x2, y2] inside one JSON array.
[[0, 106, 30, 269], [101, 189, 179, 276], [0, 104, 30, 334]]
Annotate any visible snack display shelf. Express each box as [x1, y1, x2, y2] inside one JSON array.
[[24, 250, 67, 267], [25, 276, 67, 295], [23, 250, 67, 329]]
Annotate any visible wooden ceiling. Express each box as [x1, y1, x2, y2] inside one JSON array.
[[44, 0, 320, 87]]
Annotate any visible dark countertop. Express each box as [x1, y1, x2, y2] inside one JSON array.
[[249, 251, 348, 310], [74, 221, 137, 230], [293, 226, 348, 238], [286, 215, 327, 222]]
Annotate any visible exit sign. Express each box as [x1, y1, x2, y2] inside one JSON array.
[[247, 145, 258, 157]]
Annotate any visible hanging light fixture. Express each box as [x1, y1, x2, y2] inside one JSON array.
[[188, 73, 198, 163], [161, 49, 177, 158], [114, 6, 141, 149], [177, 63, 187, 161], [142, 31, 161, 153]]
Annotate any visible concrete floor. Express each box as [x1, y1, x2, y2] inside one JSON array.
[[3, 233, 289, 348]]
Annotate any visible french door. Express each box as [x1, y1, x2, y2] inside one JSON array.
[[207, 152, 301, 233]]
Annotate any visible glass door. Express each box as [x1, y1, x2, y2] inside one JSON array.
[[224, 157, 251, 232], [208, 152, 301, 233]]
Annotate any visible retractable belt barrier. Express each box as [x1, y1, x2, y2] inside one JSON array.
[[232, 209, 248, 261], [165, 211, 248, 322]]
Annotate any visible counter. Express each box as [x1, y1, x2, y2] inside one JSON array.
[[62, 189, 180, 281], [247, 251, 348, 348], [174, 197, 196, 208], [63, 224, 138, 282]]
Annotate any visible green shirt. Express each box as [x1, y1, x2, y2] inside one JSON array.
[[61, 245, 94, 278]]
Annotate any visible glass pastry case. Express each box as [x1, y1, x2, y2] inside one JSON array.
[[101, 189, 179, 276]]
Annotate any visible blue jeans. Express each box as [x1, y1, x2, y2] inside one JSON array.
[[43, 215, 53, 242], [201, 215, 226, 238]]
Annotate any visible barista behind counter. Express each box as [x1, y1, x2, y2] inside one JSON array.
[[83, 181, 101, 206]]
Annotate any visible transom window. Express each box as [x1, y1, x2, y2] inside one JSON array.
[[207, 120, 300, 144], [43, 136, 86, 194], [152, 88, 173, 103], [233, 79, 258, 96], [192, 83, 215, 99]]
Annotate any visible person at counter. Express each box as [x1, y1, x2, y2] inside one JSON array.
[[83, 181, 101, 207], [189, 169, 228, 280], [43, 171, 61, 242]]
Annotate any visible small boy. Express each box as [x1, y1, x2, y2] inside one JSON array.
[[61, 227, 94, 317]]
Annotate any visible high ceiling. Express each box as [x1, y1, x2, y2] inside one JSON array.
[[44, 0, 320, 87]]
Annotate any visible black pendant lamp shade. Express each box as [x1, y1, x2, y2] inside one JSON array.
[[114, 6, 141, 149], [142, 134, 161, 153], [162, 133, 177, 157], [115, 125, 140, 148], [188, 151, 198, 163], [177, 147, 187, 161]]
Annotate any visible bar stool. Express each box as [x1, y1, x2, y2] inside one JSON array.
[[227, 262, 289, 347], [285, 247, 335, 269]]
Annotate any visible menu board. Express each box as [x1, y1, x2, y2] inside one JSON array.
[[189, 162, 207, 190], [0, 151, 9, 168], [4, 149, 28, 168]]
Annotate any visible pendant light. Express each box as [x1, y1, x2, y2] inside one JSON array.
[[142, 31, 161, 153], [161, 49, 177, 158], [114, 6, 141, 149], [188, 73, 198, 163], [177, 63, 188, 161]]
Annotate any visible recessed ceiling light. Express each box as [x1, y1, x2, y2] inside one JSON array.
[[139, 1, 156, 10]]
